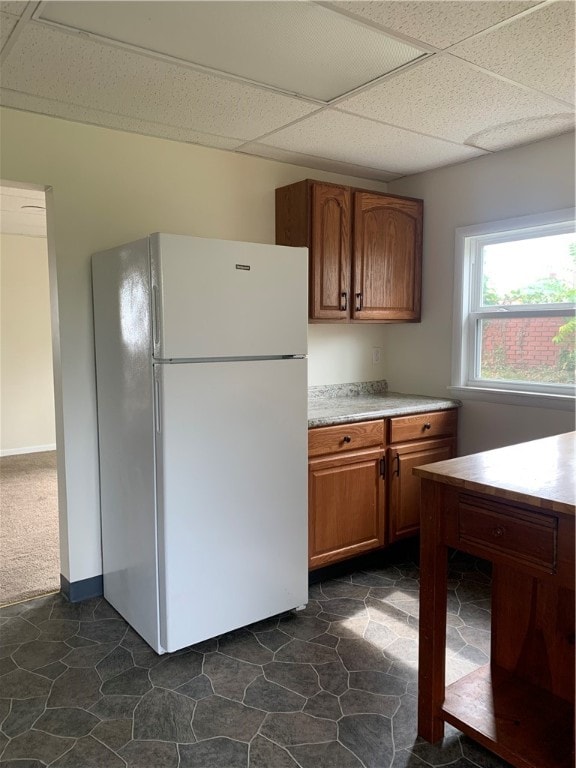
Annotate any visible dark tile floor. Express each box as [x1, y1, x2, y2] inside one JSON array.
[[0, 548, 512, 768]]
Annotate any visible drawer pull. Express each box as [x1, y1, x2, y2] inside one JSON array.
[[423, 422, 431, 430], [458, 497, 557, 572], [308, 420, 384, 457]]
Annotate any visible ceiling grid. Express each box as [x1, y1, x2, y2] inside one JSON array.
[[0, 0, 573, 181]]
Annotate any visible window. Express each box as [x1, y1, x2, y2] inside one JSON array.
[[452, 209, 575, 407]]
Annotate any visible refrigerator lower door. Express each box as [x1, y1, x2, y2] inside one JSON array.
[[155, 357, 308, 653]]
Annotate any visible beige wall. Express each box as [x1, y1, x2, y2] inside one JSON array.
[[0, 107, 388, 585], [387, 132, 575, 455], [0, 233, 55, 454], [4, 106, 572, 585]]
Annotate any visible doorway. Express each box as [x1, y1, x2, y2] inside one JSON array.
[[0, 183, 60, 604]]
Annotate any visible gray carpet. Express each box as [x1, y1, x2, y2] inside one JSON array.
[[0, 450, 60, 605]]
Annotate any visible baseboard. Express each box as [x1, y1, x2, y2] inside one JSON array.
[[60, 573, 103, 603], [0, 444, 57, 457]]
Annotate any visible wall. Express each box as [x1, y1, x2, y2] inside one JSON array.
[[0, 233, 55, 454], [0, 107, 388, 586], [387, 132, 575, 455]]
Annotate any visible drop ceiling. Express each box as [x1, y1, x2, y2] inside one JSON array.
[[0, 0, 574, 185]]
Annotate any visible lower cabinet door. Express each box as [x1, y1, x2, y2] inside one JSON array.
[[308, 448, 385, 569], [388, 438, 455, 543]]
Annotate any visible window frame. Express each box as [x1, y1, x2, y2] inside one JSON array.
[[451, 208, 576, 410]]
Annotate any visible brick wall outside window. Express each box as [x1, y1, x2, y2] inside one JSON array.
[[481, 317, 566, 369]]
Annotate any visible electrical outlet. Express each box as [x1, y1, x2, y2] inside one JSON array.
[[372, 347, 382, 365]]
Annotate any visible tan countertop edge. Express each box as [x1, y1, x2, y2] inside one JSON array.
[[308, 392, 461, 429], [414, 432, 576, 517]]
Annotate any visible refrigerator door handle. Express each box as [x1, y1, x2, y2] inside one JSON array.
[[154, 372, 162, 433], [152, 285, 161, 352]]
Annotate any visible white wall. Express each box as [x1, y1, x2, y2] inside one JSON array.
[[0, 107, 389, 586], [308, 324, 387, 384], [387, 132, 575, 455], [0, 233, 55, 454]]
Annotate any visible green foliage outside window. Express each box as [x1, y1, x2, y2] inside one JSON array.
[[481, 242, 575, 383]]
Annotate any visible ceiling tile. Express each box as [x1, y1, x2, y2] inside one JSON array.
[[0, 11, 17, 50], [0, 1, 27, 17], [38, 0, 427, 102], [0, 88, 245, 151], [466, 117, 575, 151], [1, 2, 571, 178], [258, 109, 486, 175], [328, 1, 539, 49], [1, 22, 320, 140], [451, 1, 575, 103], [237, 143, 401, 181], [338, 54, 573, 146]]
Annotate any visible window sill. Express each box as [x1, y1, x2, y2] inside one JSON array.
[[448, 386, 575, 411]]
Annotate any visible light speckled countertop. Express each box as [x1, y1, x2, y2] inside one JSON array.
[[308, 381, 461, 428]]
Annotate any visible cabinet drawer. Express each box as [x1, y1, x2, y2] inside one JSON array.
[[308, 420, 384, 457], [458, 495, 557, 572], [388, 409, 457, 443]]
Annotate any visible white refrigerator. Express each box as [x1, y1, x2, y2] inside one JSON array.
[[92, 233, 308, 654]]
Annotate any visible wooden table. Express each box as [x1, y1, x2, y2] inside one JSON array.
[[415, 432, 575, 768]]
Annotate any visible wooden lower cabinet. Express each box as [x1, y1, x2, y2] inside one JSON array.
[[308, 447, 385, 569], [307, 408, 458, 569], [388, 438, 455, 543]]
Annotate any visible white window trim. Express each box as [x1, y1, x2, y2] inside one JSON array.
[[451, 208, 576, 411]]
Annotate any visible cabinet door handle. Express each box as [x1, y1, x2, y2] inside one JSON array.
[[340, 292, 348, 311], [342, 435, 351, 444], [423, 422, 431, 430], [379, 457, 386, 478], [393, 454, 400, 477], [355, 292, 363, 311]]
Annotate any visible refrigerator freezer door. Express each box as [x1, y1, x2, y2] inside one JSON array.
[[155, 358, 308, 653], [150, 234, 308, 360]]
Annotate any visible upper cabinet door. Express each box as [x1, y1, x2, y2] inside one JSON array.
[[310, 183, 352, 321], [353, 192, 422, 322]]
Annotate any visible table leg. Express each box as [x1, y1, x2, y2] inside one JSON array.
[[418, 478, 448, 743]]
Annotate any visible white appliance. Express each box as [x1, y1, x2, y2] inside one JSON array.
[[92, 233, 308, 654]]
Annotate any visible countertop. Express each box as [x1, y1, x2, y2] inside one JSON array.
[[414, 431, 575, 516], [308, 381, 461, 429]]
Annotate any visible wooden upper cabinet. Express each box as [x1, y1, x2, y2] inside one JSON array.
[[311, 183, 351, 320], [275, 179, 422, 323], [276, 180, 351, 321], [353, 192, 422, 321]]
